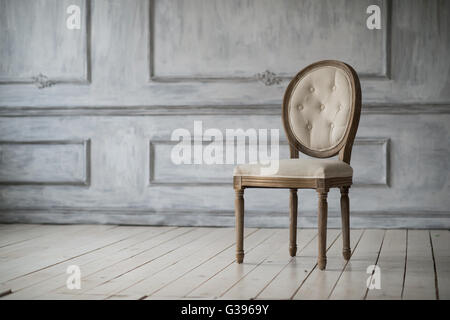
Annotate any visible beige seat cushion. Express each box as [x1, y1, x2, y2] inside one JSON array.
[[233, 158, 352, 179]]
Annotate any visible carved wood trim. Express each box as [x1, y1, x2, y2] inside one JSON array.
[[235, 176, 352, 190]]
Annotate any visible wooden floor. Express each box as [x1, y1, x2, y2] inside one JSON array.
[[0, 224, 448, 300]]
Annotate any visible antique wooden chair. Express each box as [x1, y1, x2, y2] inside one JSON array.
[[233, 60, 361, 270]]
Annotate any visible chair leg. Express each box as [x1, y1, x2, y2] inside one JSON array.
[[289, 188, 298, 257], [317, 188, 329, 270], [235, 188, 245, 263], [340, 186, 351, 260]]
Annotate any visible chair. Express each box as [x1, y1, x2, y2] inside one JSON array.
[[233, 60, 361, 270]]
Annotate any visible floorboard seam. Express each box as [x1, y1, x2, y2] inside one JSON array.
[[184, 229, 276, 299], [327, 229, 366, 299], [400, 229, 408, 299], [289, 231, 341, 300], [253, 231, 318, 300], [363, 229, 386, 300], [428, 230, 440, 300]]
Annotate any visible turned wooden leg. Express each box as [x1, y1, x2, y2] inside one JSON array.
[[235, 188, 245, 263], [289, 189, 298, 257], [317, 188, 329, 270], [340, 186, 351, 260]]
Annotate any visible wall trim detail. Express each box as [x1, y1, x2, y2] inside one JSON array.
[[0, 103, 449, 117], [0, 0, 92, 86], [32, 73, 55, 89], [148, 137, 390, 187], [0, 207, 448, 229], [354, 137, 390, 187], [0, 139, 91, 186], [256, 70, 283, 86], [148, 0, 391, 83]]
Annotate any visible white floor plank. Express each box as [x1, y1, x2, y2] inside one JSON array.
[[0, 224, 38, 231], [0, 225, 117, 282], [3, 227, 189, 299], [0, 224, 100, 254], [51, 227, 225, 298], [103, 228, 258, 300], [328, 229, 385, 300], [255, 229, 340, 300], [143, 228, 272, 300], [36, 292, 105, 300], [403, 230, 437, 300], [185, 229, 288, 299], [0, 225, 445, 300], [102, 227, 250, 299], [430, 230, 450, 300], [293, 229, 364, 300], [1, 226, 173, 294], [0, 224, 46, 248], [366, 229, 407, 300], [220, 229, 317, 300]]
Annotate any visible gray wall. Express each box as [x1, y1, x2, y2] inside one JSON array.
[[0, 0, 449, 228]]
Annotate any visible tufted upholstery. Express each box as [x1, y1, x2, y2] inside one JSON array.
[[288, 66, 352, 151], [234, 159, 352, 179]]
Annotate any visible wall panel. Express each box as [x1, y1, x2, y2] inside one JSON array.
[[0, 0, 449, 228], [151, 0, 389, 81], [0, 140, 90, 185], [149, 138, 389, 187], [0, 0, 90, 84]]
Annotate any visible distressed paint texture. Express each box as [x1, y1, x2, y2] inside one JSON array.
[[0, 0, 449, 228], [152, 0, 387, 78], [0, 0, 88, 83]]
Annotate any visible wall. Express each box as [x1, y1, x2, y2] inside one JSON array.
[[0, 0, 449, 228]]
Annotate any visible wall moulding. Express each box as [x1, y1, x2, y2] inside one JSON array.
[[148, 0, 391, 83], [148, 138, 390, 187], [0, 139, 91, 186], [0, 0, 92, 86], [0, 103, 449, 117], [0, 207, 448, 229]]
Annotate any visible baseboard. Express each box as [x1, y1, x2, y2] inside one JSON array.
[[0, 208, 449, 229]]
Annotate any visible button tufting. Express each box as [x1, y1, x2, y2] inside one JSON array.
[[330, 123, 334, 129], [309, 87, 315, 92], [332, 85, 336, 91], [320, 104, 325, 111], [298, 104, 304, 111], [307, 124, 312, 130]]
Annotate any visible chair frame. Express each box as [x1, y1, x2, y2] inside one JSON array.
[[233, 60, 361, 270]]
